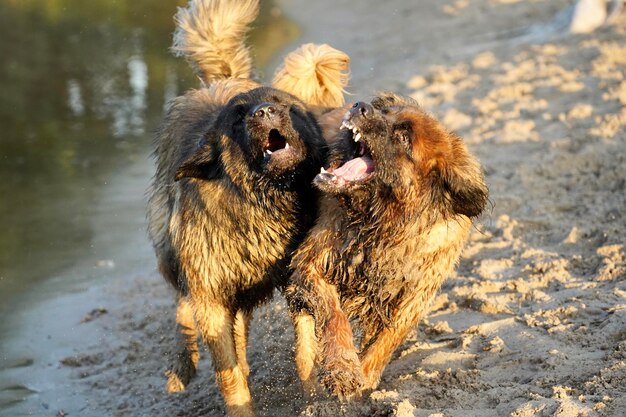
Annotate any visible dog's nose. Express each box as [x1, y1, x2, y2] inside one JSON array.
[[252, 103, 276, 119], [350, 101, 373, 118]]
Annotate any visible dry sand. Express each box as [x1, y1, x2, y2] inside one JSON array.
[[41, 1, 626, 416]]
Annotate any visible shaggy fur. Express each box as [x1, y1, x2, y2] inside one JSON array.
[[173, 0, 350, 105], [273, 43, 350, 108], [148, 85, 325, 413], [285, 93, 489, 398], [147, 0, 351, 415], [172, 0, 259, 82]]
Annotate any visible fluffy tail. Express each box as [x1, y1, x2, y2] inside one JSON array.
[[272, 43, 350, 108], [172, 0, 260, 83]]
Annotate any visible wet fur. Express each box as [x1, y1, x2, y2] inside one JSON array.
[[147, 1, 350, 415], [286, 93, 488, 397], [148, 81, 327, 416]]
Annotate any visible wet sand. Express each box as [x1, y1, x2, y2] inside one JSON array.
[[3, 0, 625, 416]]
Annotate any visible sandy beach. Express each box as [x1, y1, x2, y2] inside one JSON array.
[[3, 0, 625, 416]]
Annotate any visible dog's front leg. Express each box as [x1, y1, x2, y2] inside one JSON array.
[[292, 311, 320, 396], [287, 270, 364, 399], [359, 325, 412, 391], [193, 300, 255, 417], [359, 295, 428, 391]]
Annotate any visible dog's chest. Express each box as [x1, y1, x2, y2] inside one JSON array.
[[180, 183, 304, 289], [332, 225, 427, 316], [334, 227, 404, 288], [224, 199, 299, 266]]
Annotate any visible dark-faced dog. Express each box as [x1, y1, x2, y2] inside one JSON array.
[[286, 93, 489, 397], [146, 0, 350, 415], [148, 82, 325, 415]]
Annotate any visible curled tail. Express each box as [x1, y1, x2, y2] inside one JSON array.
[[272, 43, 350, 108], [172, 0, 260, 83]]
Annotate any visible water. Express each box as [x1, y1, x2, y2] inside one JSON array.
[[0, 0, 298, 412]]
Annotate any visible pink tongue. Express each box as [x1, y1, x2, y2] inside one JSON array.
[[333, 156, 374, 180]]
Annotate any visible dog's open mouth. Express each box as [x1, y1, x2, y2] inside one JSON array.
[[264, 129, 289, 154], [317, 121, 376, 188], [263, 128, 295, 161], [244, 102, 307, 175]]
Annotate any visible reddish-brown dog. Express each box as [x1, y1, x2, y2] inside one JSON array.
[[286, 93, 488, 397]]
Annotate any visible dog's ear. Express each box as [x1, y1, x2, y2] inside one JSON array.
[[175, 141, 223, 181], [435, 140, 488, 218], [443, 169, 488, 218], [408, 112, 487, 218]]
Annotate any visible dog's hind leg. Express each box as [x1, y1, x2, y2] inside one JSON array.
[[194, 301, 255, 417], [166, 295, 200, 393], [233, 310, 251, 378]]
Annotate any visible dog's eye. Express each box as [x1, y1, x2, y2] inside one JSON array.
[[393, 121, 412, 144], [394, 130, 410, 145], [393, 123, 413, 158]]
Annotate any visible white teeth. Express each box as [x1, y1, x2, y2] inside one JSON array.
[[265, 149, 273, 155], [285, 143, 290, 150], [351, 126, 361, 142], [340, 124, 347, 130], [320, 167, 327, 173]]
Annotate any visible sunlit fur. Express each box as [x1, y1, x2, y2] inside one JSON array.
[[173, 0, 350, 107], [147, 1, 352, 416], [172, 0, 259, 82], [286, 93, 489, 397], [273, 43, 350, 108]]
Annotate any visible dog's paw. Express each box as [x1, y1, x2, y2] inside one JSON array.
[[165, 354, 197, 393], [360, 370, 382, 392], [165, 370, 187, 393], [320, 354, 364, 399]]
